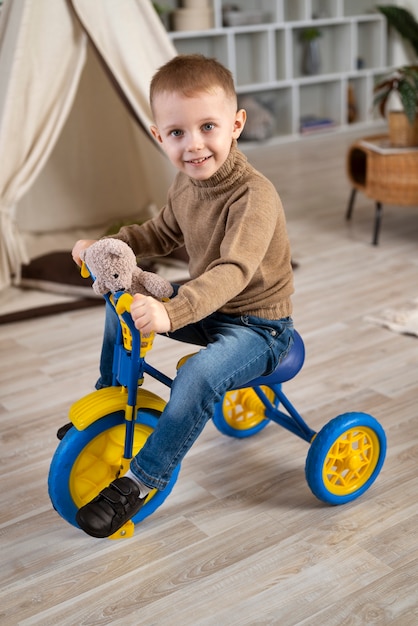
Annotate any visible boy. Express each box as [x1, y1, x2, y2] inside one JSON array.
[[72, 54, 294, 538]]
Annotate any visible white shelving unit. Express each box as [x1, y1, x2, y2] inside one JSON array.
[[165, 0, 389, 142]]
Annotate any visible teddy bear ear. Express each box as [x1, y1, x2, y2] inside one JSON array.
[[106, 238, 124, 258]]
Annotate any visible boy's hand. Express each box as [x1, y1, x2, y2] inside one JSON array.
[[72, 239, 98, 266], [131, 294, 171, 334]]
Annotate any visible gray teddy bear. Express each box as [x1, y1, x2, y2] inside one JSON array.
[[80, 238, 173, 300]]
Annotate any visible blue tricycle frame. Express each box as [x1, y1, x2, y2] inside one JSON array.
[[48, 290, 386, 539]]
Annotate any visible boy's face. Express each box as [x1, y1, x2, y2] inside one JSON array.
[[150, 87, 246, 181]]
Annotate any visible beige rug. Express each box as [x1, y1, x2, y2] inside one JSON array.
[[366, 298, 418, 337]]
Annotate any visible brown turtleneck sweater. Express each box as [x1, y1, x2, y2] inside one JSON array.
[[113, 140, 293, 331]]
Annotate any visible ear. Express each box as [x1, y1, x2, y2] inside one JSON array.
[[150, 125, 163, 144], [232, 109, 247, 139]]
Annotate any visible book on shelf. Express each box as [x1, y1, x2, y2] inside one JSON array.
[[360, 137, 418, 154], [299, 116, 335, 135]]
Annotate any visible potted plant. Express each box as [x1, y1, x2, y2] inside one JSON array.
[[299, 28, 322, 76], [373, 5, 418, 146]]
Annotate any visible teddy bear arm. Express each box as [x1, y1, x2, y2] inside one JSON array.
[[135, 270, 173, 299]]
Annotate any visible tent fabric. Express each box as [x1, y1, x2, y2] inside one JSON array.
[[0, 0, 88, 288], [15, 45, 174, 234], [0, 0, 176, 291], [71, 0, 176, 132]]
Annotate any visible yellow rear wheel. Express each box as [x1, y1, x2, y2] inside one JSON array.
[[321, 426, 381, 496], [305, 413, 386, 504], [213, 386, 277, 438]]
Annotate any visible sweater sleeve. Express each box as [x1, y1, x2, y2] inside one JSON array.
[[112, 208, 183, 258]]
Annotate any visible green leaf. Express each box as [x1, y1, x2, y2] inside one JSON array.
[[397, 80, 418, 124], [373, 90, 390, 118], [377, 5, 418, 57]]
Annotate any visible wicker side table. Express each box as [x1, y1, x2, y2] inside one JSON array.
[[346, 134, 418, 244]]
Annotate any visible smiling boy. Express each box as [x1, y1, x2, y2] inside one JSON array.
[[72, 54, 294, 538]]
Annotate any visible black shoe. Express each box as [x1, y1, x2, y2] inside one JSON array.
[[57, 422, 73, 440], [76, 477, 146, 538]]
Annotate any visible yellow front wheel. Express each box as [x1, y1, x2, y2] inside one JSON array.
[[48, 410, 181, 528], [69, 420, 154, 507], [305, 412, 386, 504]]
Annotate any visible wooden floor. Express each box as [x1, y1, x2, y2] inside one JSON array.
[[1, 128, 418, 625]]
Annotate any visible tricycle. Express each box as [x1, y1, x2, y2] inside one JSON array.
[[49, 285, 386, 539]]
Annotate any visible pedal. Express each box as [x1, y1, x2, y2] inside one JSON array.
[[108, 520, 135, 540]]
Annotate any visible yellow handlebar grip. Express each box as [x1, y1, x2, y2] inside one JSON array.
[[115, 294, 155, 355], [115, 293, 134, 315], [140, 332, 155, 357]]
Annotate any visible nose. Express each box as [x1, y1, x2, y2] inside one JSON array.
[[186, 130, 204, 152]]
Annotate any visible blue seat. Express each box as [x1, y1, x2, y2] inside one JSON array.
[[236, 330, 305, 388]]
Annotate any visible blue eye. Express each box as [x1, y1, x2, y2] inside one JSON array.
[[171, 129, 183, 137], [203, 123, 214, 131]]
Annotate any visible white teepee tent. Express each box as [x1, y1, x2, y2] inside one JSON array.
[[0, 0, 177, 291]]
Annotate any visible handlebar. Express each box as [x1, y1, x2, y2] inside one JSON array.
[[81, 261, 155, 358]]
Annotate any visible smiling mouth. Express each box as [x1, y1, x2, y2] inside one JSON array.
[[186, 155, 212, 165]]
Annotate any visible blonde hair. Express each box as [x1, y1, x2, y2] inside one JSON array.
[[150, 54, 237, 112]]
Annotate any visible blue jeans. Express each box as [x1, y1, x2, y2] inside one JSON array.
[[97, 291, 294, 491]]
